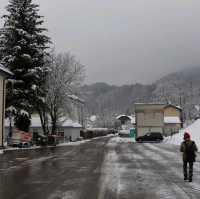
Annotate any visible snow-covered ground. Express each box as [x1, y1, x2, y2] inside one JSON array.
[[111, 136, 135, 143], [165, 119, 200, 149]]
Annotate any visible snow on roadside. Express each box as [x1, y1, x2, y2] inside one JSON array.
[[57, 139, 90, 146], [111, 137, 135, 143], [4, 145, 41, 152], [58, 134, 114, 146], [1, 134, 115, 153], [110, 136, 135, 143], [165, 119, 200, 149]]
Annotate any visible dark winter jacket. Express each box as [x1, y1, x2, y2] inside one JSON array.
[[180, 140, 198, 162]]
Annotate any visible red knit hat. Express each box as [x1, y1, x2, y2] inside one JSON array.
[[184, 132, 190, 140]]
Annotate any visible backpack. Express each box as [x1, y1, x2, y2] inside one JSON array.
[[184, 141, 196, 162]]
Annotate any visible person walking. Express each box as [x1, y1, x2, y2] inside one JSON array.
[[180, 132, 198, 182]]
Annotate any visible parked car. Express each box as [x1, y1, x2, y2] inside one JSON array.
[[136, 132, 163, 142]]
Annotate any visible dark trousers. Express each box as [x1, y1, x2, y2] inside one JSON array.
[[183, 161, 193, 179]]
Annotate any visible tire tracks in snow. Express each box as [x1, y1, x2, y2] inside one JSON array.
[[97, 139, 121, 199], [131, 144, 189, 199], [141, 143, 200, 198]]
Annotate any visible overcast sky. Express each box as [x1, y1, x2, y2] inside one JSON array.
[[1, 0, 200, 85]]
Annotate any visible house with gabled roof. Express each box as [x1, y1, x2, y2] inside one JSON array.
[[135, 103, 165, 137], [134, 103, 183, 138], [163, 104, 183, 136], [4, 116, 82, 143]]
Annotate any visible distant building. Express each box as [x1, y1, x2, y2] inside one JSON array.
[[4, 93, 85, 143], [0, 64, 13, 148], [135, 103, 183, 138], [4, 116, 82, 142], [135, 103, 165, 137], [116, 114, 135, 130], [163, 104, 182, 136]]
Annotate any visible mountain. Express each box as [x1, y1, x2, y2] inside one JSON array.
[[81, 67, 200, 120], [81, 82, 155, 116], [152, 67, 200, 119]]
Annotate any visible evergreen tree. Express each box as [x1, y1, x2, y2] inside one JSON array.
[[14, 112, 31, 132], [0, 0, 50, 131]]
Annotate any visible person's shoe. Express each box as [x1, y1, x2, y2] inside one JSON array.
[[184, 177, 187, 181], [189, 178, 192, 182]]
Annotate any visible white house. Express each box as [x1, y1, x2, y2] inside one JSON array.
[[4, 116, 82, 142], [116, 114, 135, 130], [0, 64, 13, 148]]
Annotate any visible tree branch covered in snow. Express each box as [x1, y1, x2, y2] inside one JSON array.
[[45, 51, 85, 134], [0, 0, 51, 131]]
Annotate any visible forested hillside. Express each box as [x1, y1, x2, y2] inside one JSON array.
[[82, 67, 200, 121]]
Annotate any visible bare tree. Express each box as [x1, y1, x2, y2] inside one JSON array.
[[45, 52, 84, 134]]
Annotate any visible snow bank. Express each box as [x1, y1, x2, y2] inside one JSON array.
[[57, 139, 90, 146], [110, 136, 135, 143], [165, 119, 200, 149]]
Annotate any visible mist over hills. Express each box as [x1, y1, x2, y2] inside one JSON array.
[[82, 67, 200, 120]]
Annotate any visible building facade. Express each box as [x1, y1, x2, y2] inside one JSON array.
[[4, 116, 82, 142], [135, 103, 182, 138], [135, 103, 165, 137], [163, 104, 182, 136], [0, 64, 12, 148]]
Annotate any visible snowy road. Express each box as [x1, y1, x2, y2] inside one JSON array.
[[0, 136, 200, 199]]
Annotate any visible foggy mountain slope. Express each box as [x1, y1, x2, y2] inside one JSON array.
[[153, 67, 200, 102], [82, 83, 155, 115], [152, 67, 200, 119], [82, 67, 200, 118]]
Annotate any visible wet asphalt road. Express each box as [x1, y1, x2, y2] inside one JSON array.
[[0, 136, 200, 199]]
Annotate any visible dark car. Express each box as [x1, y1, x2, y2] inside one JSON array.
[[136, 132, 163, 142]]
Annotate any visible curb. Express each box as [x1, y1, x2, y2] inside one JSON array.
[[0, 134, 115, 155]]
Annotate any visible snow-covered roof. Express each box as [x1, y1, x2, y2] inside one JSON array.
[[5, 116, 82, 128], [90, 115, 97, 122], [60, 119, 82, 128], [116, 115, 136, 124], [116, 115, 135, 124], [164, 116, 181, 124], [0, 64, 13, 76], [116, 115, 131, 120], [68, 94, 85, 104], [164, 104, 182, 110]]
